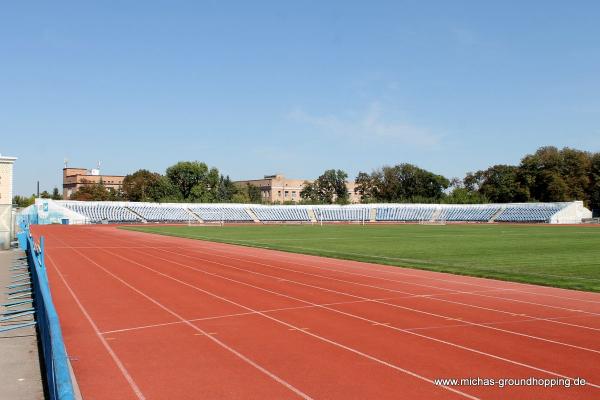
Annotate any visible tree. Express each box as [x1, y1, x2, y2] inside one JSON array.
[[300, 181, 320, 203], [40, 190, 51, 199], [561, 148, 591, 201], [368, 164, 449, 202], [232, 183, 262, 204], [300, 169, 349, 204], [166, 161, 209, 200], [122, 169, 178, 202], [70, 180, 123, 201], [150, 176, 180, 202], [354, 172, 378, 202], [123, 169, 160, 201], [51, 188, 62, 200], [519, 146, 592, 203], [318, 169, 349, 204], [463, 172, 484, 192], [217, 175, 237, 202], [247, 184, 262, 203], [443, 178, 489, 204], [467, 165, 529, 203], [354, 164, 450, 203], [12, 195, 35, 208], [590, 152, 600, 212]]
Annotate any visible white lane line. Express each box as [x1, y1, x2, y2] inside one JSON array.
[[61, 228, 600, 319], [68, 226, 600, 322], [104, 247, 599, 391], [46, 254, 147, 400], [67, 248, 314, 400], [97, 248, 479, 399], [100, 298, 399, 335], [68, 249, 312, 400], [160, 244, 600, 323], [143, 247, 600, 355], [168, 243, 600, 313], [168, 236, 600, 304]]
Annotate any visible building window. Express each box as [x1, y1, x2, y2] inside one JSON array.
[[292, 191, 296, 198], [284, 191, 289, 198], [278, 190, 281, 197]]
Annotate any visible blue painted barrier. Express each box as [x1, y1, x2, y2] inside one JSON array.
[[21, 228, 75, 400]]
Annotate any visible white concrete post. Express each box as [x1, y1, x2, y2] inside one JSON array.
[[0, 155, 18, 250]]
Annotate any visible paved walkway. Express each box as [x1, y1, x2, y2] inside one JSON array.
[[0, 249, 44, 400]]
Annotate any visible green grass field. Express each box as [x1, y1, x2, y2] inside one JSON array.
[[122, 224, 600, 292]]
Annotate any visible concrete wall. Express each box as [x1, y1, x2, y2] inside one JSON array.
[[550, 201, 592, 224], [0, 156, 16, 249], [35, 199, 91, 225]]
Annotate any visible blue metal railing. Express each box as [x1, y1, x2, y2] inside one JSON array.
[[20, 227, 75, 400]]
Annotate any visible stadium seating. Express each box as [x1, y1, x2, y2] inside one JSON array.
[[53, 200, 575, 225], [63, 203, 141, 223], [127, 205, 193, 222], [495, 205, 563, 222], [314, 207, 370, 221], [376, 206, 437, 221], [189, 206, 253, 221], [437, 206, 501, 222], [251, 207, 310, 221]]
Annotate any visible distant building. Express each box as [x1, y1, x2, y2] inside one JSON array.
[[62, 167, 125, 199], [234, 174, 359, 204]]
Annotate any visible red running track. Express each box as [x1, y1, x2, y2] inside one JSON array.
[[32, 225, 600, 399]]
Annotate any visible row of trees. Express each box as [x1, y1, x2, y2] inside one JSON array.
[[69, 161, 263, 204], [353, 164, 452, 203], [15, 146, 599, 209], [462, 147, 600, 208], [13, 188, 62, 208], [350, 146, 600, 209]]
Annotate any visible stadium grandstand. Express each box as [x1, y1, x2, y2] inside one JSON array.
[[250, 206, 311, 222], [18, 199, 592, 226]]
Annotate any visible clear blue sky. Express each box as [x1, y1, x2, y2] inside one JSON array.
[[2, 1, 599, 196]]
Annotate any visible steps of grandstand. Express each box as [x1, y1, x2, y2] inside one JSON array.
[[307, 209, 317, 223], [188, 210, 204, 223], [488, 206, 506, 223], [184, 208, 202, 223], [369, 208, 376, 222], [125, 206, 147, 223], [245, 208, 260, 223], [430, 207, 442, 222]]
